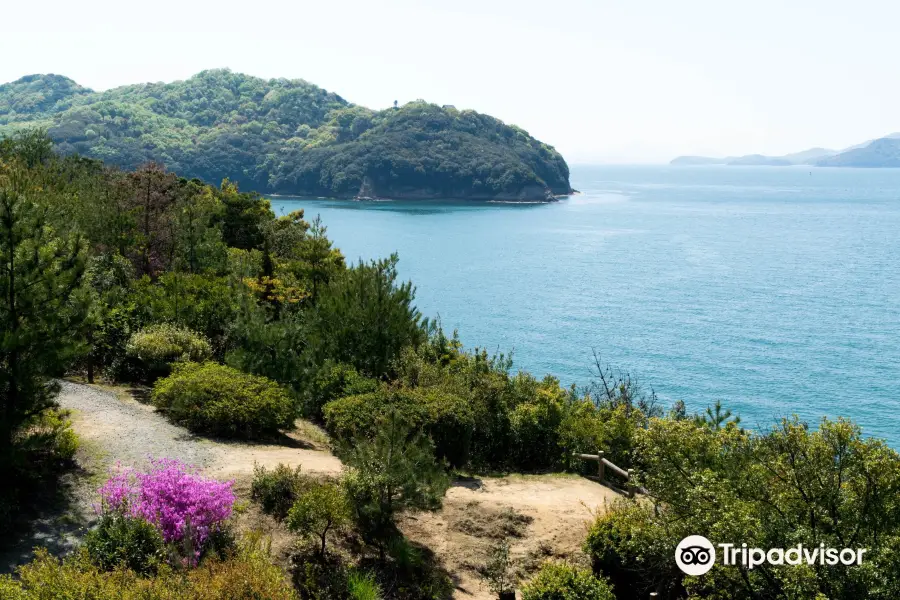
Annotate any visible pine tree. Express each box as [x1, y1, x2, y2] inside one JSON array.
[[0, 159, 88, 466], [342, 411, 449, 553], [310, 254, 425, 378]]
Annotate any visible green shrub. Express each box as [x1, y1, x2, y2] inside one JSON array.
[[2, 540, 297, 599], [251, 463, 309, 521], [521, 562, 615, 600], [306, 361, 378, 419], [557, 399, 605, 472], [286, 481, 352, 555], [342, 414, 449, 547], [372, 536, 454, 600], [125, 323, 212, 379], [85, 513, 165, 575], [478, 540, 516, 595], [152, 362, 295, 438], [16, 407, 79, 463], [324, 386, 474, 467], [323, 391, 390, 441], [127, 273, 245, 352], [292, 553, 352, 600], [347, 569, 382, 600], [307, 255, 426, 379], [583, 502, 680, 599], [0, 408, 79, 536], [509, 382, 567, 471], [416, 388, 474, 468]]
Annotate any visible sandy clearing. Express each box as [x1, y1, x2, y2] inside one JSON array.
[[400, 475, 620, 599]]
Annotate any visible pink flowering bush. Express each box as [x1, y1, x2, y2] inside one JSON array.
[[97, 458, 235, 557]]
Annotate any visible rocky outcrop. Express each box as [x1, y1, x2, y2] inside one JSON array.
[[352, 182, 563, 202]]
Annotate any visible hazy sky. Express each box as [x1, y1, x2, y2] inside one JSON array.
[[3, 0, 898, 163]]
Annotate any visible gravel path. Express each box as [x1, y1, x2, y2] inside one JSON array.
[[58, 380, 343, 477], [58, 381, 219, 470]]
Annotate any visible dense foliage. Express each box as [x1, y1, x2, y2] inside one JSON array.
[[151, 363, 296, 438], [520, 562, 616, 600], [0, 70, 573, 200], [250, 463, 310, 521], [0, 544, 298, 600], [125, 323, 212, 380], [0, 130, 88, 533], [84, 513, 166, 575], [342, 413, 450, 550], [286, 481, 352, 555], [582, 417, 900, 599]]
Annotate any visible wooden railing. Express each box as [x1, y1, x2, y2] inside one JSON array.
[[572, 451, 646, 498]]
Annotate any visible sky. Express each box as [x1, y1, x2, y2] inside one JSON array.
[[3, 0, 899, 163]]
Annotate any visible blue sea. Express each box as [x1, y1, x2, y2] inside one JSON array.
[[270, 166, 900, 445]]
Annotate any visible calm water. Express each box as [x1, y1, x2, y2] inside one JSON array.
[[270, 166, 900, 444]]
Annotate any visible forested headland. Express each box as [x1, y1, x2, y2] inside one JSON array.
[[0, 70, 573, 201], [1, 130, 900, 599]]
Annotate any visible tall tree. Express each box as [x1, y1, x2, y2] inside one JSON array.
[[0, 159, 87, 464], [310, 254, 425, 378], [127, 163, 178, 277], [173, 181, 226, 274]]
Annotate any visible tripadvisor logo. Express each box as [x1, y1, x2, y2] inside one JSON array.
[[675, 536, 868, 575], [676, 536, 716, 576]]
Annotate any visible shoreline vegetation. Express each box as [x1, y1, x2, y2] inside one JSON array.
[[0, 70, 574, 202], [2, 129, 900, 599]]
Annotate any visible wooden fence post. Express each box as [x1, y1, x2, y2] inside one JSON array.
[[627, 469, 635, 498], [597, 450, 605, 483]]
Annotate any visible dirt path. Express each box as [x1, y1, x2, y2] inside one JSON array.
[[59, 381, 343, 477], [401, 475, 620, 599], [4, 381, 620, 597]]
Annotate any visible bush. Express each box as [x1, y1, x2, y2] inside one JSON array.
[[152, 362, 295, 438], [250, 463, 309, 521], [125, 323, 212, 379], [98, 458, 235, 563], [324, 386, 474, 468], [14, 407, 79, 464], [347, 569, 382, 600], [583, 502, 681, 599], [0, 542, 297, 600], [292, 552, 352, 600], [287, 481, 352, 555], [478, 540, 516, 596], [85, 513, 165, 575], [509, 381, 567, 471], [0, 408, 79, 536], [521, 562, 615, 600], [127, 273, 244, 353], [305, 361, 378, 419], [368, 536, 453, 600]]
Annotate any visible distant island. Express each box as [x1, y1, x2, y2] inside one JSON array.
[[671, 134, 900, 167], [0, 70, 574, 201]]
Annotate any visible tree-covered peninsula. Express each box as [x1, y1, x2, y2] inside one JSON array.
[[0, 70, 573, 201]]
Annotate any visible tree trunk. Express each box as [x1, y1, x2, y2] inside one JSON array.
[[86, 329, 95, 384]]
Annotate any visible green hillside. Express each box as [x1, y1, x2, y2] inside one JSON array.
[[0, 69, 573, 200]]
